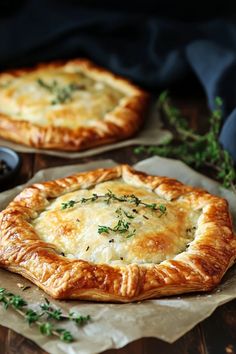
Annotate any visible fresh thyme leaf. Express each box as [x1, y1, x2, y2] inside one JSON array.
[[113, 219, 131, 233], [40, 322, 53, 336], [48, 309, 63, 320], [145, 203, 157, 210], [98, 225, 110, 234], [40, 299, 63, 320], [56, 329, 74, 343], [159, 204, 167, 216], [69, 312, 91, 326], [26, 309, 41, 324], [9, 295, 27, 309], [135, 92, 236, 191], [61, 200, 76, 209]]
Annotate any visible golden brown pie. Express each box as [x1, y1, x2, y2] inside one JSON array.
[[0, 165, 235, 302], [0, 60, 149, 151]]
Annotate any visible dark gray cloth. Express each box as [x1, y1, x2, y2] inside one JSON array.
[[0, 0, 236, 160]]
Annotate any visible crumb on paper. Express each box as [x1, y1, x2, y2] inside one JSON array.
[[17, 283, 31, 291], [225, 344, 234, 354], [17, 283, 24, 289]]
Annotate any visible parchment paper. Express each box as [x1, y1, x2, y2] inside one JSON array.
[[0, 156, 236, 354], [0, 105, 172, 158]]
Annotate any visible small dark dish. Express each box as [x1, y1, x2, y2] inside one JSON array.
[[0, 147, 21, 190]]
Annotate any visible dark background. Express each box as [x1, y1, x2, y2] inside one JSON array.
[[0, 0, 236, 160]]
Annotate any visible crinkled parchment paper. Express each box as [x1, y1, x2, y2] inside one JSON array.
[[0, 105, 171, 158], [0, 156, 236, 354]]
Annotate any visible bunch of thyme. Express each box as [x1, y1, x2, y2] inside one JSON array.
[[0, 288, 91, 343], [134, 92, 236, 191]]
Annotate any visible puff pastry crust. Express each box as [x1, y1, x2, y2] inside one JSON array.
[[0, 60, 149, 151], [0, 165, 235, 302]]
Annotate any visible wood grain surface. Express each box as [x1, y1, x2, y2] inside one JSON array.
[[0, 97, 235, 354]]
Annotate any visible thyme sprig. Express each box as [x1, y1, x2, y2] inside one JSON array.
[[37, 78, 84, 105], [0, 288, 91, 343], [134, 92, 236, 191], [61, 190, 167, 215]]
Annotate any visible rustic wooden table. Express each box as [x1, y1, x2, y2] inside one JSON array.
[[0, 98, 235, 354]]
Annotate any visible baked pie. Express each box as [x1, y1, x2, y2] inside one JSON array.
[[0, 165, 235, 302], [0, 60, 149, 151]]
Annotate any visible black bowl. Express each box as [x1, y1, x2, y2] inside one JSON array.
[[0, 147, 21, 189]]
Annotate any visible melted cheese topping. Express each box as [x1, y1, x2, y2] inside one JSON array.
[[0, 67, 124, 128], [32, 181, 200, 265]]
